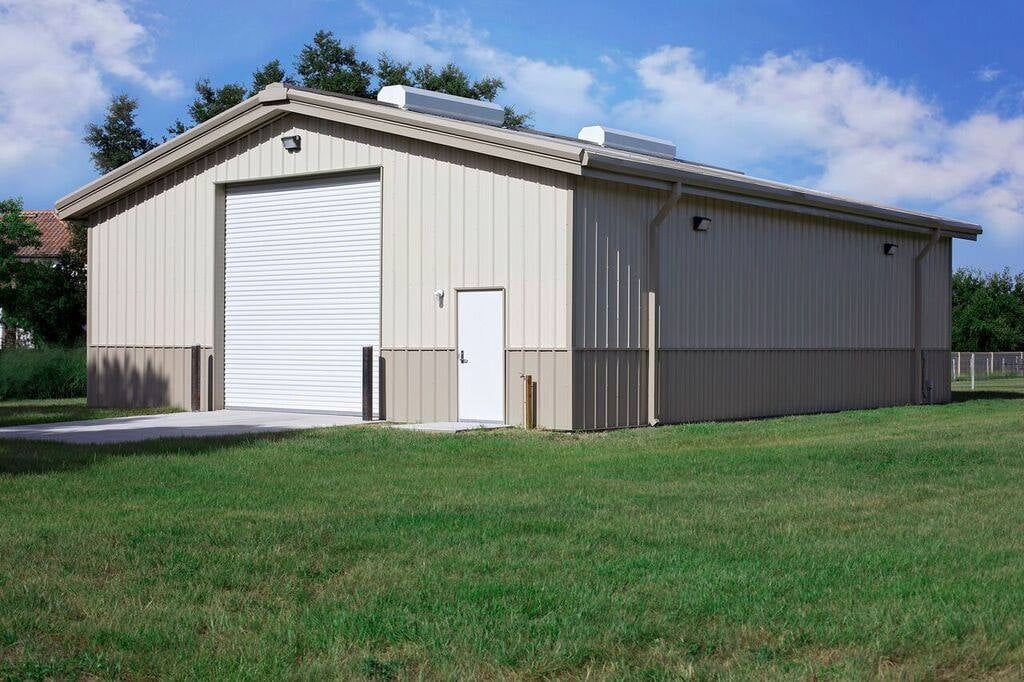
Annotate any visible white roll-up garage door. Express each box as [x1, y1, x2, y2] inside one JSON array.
[[224, 173, 380, 413]]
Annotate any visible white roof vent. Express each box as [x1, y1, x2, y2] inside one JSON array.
[[377, 85, 504, 126], [578, 125, 676, 158]]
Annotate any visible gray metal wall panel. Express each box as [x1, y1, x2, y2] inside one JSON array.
[[87, 113, 574, 417], [572, 181, 652, 350], [573, 178, 953, 352], [572, 177, 955, 426], [572, 350, 647, 430], [657, 350, 916, 422]]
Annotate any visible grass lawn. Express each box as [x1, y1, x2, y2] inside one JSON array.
[[0, 398, 174, 429], [1, 393, 1023, 679], [952, 374, 1024, 398]]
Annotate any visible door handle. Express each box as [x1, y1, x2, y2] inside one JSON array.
[[459, 350, 468, 364]]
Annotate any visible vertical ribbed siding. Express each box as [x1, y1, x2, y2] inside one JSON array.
[[380, 349, 573, 429], [573, 179, 651, 351], [658, 350, 916, 422], [89, 113, 571, 350], [88, 346, 213, 410], [86, 113, 574, 417], [506, 350, 573, 430], [572, 176, 955, 428]]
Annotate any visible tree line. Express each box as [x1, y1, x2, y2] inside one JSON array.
[[952, 268, 1024, 352], [84, 30, 532, 175]]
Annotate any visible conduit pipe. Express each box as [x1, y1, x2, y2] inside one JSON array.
[[646, 181, 683, 425], [914, 228, 941, 404]]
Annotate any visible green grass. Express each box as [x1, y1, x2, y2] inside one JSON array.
[[952, 374, 1024, 398], [0, 348, 86, 401], [1, 395, 1024, 679], [0, 397, 173, 428]]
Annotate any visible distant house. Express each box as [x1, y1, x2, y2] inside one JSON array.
[[0, 210, 72, 348]]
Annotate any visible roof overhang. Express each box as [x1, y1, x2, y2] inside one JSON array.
[[581, 152, 982, 240], [55, 83, 982, 241]]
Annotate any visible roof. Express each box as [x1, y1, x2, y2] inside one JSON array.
[[19, 210, 72, 258], [56, 83, 982, 240]]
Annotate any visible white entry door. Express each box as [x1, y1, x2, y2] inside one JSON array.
[[457, 290, 505, 422]]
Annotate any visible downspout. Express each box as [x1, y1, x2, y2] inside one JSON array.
[[914, 228, 941, 404], [646, 181, 683, 425]]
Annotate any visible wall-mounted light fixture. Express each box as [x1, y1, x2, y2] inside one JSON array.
[[280, 135, 301, 152], [883, 243, 898, 256], [433, 288, 445, 308], [692, 216, 711, 231]]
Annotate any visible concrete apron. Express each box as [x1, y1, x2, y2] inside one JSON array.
[[0, 410, 366, 445]]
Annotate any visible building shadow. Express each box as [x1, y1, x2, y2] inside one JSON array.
[[951, 390, 1024, 403], [0, 428, 313, 477], [90, 352, 172, 408]]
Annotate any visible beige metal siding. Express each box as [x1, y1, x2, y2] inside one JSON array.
[[88, 345, 213, 410], [381, 349, 573, 430], [86, 113, 573, 422], [506, 350, 573, 430], [572, 177, 954, 427]]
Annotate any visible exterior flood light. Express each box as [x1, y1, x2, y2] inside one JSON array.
[[433, 289, 445, 308], [884, 243, 898, 256], [693, 216, 711, 231], [281, 135, 301, 152]]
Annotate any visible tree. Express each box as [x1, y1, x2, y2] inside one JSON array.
[[952, 268, 1024, 351], [83, 94, 157, 174], [171, 66, 289, 137], [411, 62, 501, 101], [0, 199, 87, 347], [375, 53, 413, 89], [295, 30, 374, 97], [188, 79, 247, 124], [501, 105, 532, 129], [250, 59, 290, 96], [8, 225, 87, 347], [0, 198, 42, 347]]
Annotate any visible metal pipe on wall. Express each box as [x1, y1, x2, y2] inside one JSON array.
[[646, 181, 683, 425], [914, 229, 941, 404]]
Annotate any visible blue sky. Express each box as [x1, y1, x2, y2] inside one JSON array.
[[1, 0, 1021, 271]]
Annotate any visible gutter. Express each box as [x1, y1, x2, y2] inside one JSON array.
[[914, 229, 942, 404], [646, 181, 683, 425]]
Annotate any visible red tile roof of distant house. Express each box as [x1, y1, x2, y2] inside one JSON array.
[[18, 210, 72, 258]]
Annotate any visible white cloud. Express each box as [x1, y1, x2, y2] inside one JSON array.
[[0, 0, 181, 169], [615, 47, 1024, 238], [352, 9, 1022, 238], [976, 66, 1002, 82], [357, 10, 601, 129]]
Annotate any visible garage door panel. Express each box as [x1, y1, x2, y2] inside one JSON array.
[[225, 173, 380, 414]]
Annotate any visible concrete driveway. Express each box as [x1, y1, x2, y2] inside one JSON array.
[[0, 410, 366, 445]]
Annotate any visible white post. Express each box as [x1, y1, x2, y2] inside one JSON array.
[[952, 355, 956, 383], [990, 352, 994, 377], [970, 352, 976, 390]]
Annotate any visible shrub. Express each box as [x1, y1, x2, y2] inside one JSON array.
[[0, 347, 86, 400]]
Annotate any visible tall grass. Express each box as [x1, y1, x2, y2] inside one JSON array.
[[0, 347, 86, 400]]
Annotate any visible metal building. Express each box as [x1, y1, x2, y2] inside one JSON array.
[[56, 83, 982, 430]]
